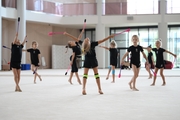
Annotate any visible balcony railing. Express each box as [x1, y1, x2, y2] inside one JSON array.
[[1, 0, 180, 16]]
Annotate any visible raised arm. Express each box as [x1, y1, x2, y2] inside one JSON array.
[[64, 32, 79, 42], [165, 50, 177, 58], [22, 35, 27, 46], [98, 34, 115, 45], [77, 29, 84, 41], [13, 33, 18, 44], [99, 45, 109, 50]]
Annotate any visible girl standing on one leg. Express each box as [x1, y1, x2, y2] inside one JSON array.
[[121, 35, 149, 91], [150, 40, 176, 86], [63, 30, 84, 85], [81, 34, 115, 95], [24, 41, 42, 84], [145, 45, 155, 79], [11, 33, 27, 92], [99, 40, 118, 83]]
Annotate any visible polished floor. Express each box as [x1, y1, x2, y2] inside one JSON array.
[[0, 68, 180, 120]]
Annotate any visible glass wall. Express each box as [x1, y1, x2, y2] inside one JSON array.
[[167, 0, 180, 14], [168, 26, 180, 68], [110, 27, 158, 68], [110, 26, 180, 68]]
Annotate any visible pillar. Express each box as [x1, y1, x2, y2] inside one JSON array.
[[96, 0, 106, 68], [17, 0, 26, 64], [158, 0, 167, 59]]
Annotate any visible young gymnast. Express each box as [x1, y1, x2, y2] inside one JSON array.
[[81, 34, 115, 95], [99, 40, 118, 83], [24, 41, 42, 84], [121, 35, 149, 91], [149, 39, 176, 86], [63, 29, 84, 85], [10, 33, 27, 92], [145, 45, 155, 79]]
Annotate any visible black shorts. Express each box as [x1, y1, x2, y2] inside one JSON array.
[[32, 63, 39, 67], [70, 56, 78, 72], [83, 57, 98, 68], [130, 62, 141, 68], [110, 59, 117, 66], [155, 63, 165, 69], [10, 61, 21, 69]]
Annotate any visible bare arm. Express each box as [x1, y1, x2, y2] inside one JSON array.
[[22, 35, 27, 46], [121, 52, 129, 65], [98, 34, 115, 45], [141, 51, 149, 63], [77, 29, 84, 41], [165, 50, 177, 58], [99, 45, 109, 50], [64, 32, 78, 42], [13, 33, 18, 44], [38, 54, 41, 66]]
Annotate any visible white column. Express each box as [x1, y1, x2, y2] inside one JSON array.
[[0, 0, 2, 70], [158, 0, 167, 59], [96, 0, 106, 68], [17, 0, 26, 64]]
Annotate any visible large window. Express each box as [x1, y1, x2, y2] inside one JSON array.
[[167, 0, 180, 13], [110, 27, 158, 67], [127, 0, 159, 14], [168, 26, 180, 67]]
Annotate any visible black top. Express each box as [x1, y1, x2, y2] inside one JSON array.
[[109, 48, 118, 61], [148, 52, 153, 64], [127, 45, 143, 64], [11, 43, 24, 62], [72, 41, 82, 56], [27, 48, 41, 64], [152, 48, 166, 66], [85, 41, 98, 58]]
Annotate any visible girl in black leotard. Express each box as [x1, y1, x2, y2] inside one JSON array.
[[145, 45, 155, 79], [63, 30, 84, 85], [150, 40, 176, 86], [99, 40, 118, 83], [121, 35, 149, 91]]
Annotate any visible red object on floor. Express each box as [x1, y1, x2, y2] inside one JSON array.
[[165, 60, 173, 69]]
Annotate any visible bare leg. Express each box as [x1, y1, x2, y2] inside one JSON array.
[[82, 68, 89, 95], [75, 72, 82, 85], [93, 67, 103, 94], [106, 66, 111, 80], [131, 64, 140, 91], [146, 64, 152, 79], [31, 65, 37, 84], [160, 68, 166, 86], [151, 68, 159, 86], [68, 72, 74, 84], [12, 68, 19, 91], [111, 65, 115, 83], [17, 69, 22, 92]]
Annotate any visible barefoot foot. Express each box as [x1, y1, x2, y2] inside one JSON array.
[[128, 82, 132, 89], [132, 88, 139, 91], [99, 90, 103, 94], [150, 83, 155, 86], [82, 89, 86, 95], [68, 80, 73, 85], [162, 82, 166, 86]]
